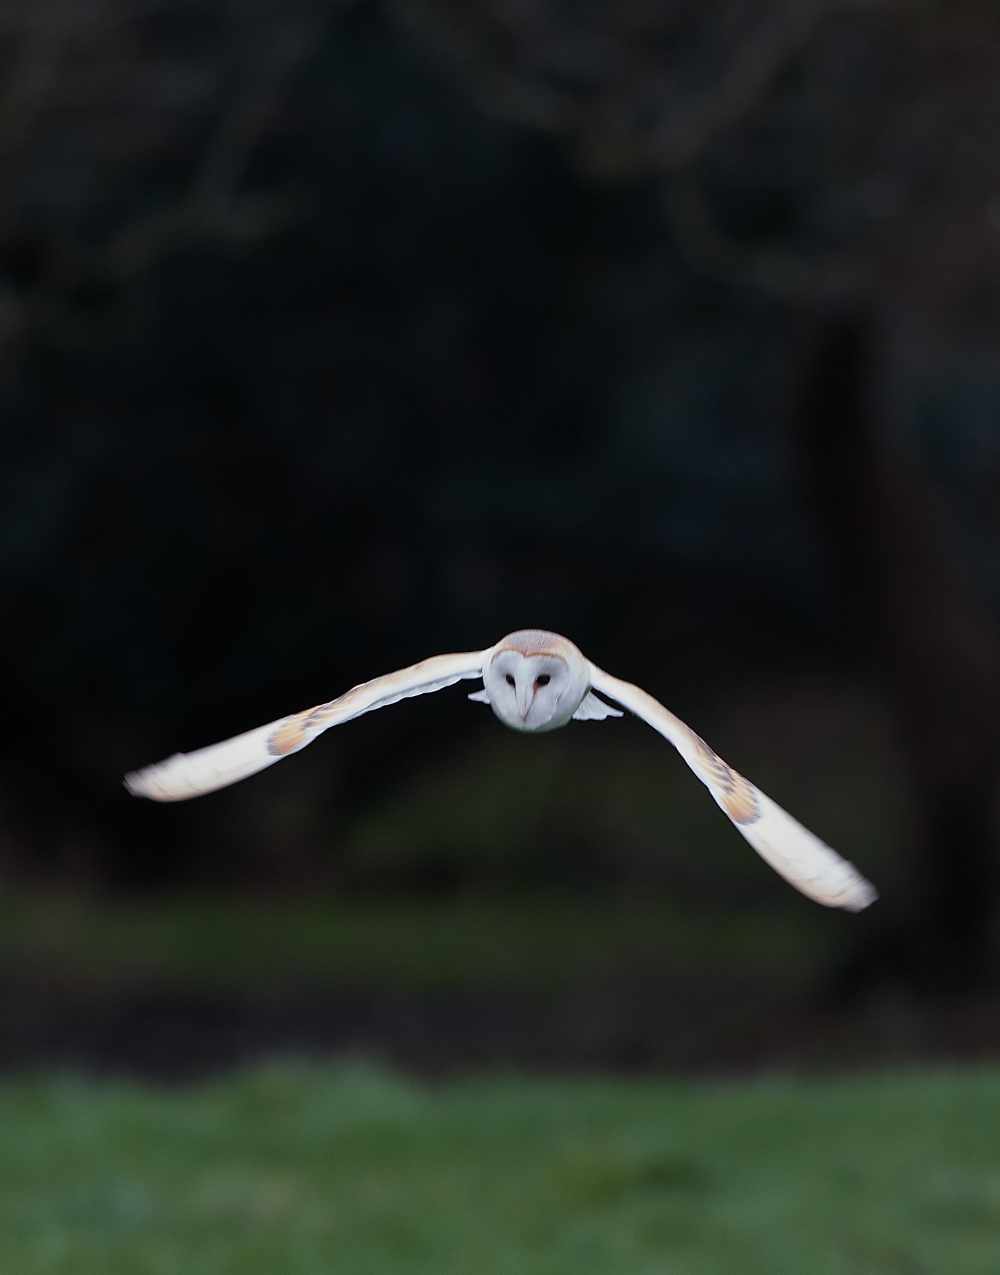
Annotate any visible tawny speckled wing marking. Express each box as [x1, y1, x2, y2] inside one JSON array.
[[124, 650, 490, 802], [586, 664, 877, 912]]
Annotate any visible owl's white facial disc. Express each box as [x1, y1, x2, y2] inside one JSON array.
[[483, 630, 590, 732]]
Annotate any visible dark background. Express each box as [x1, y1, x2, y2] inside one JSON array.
[[2, 0, 1000, 1034]]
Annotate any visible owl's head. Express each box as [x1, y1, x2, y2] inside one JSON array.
[[483, 630, 589, 732]]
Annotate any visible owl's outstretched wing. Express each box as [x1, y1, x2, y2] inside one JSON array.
[[125, 650, 491, 802], [588, 665, 877, 912]]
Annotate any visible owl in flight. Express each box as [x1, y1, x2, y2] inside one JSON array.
[[125, 629, 877, 911]]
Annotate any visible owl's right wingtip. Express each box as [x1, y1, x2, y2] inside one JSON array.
[[123, 770, 149, 799], [123, 764, 179, 801]]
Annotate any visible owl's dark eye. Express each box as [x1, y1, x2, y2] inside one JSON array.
[[535, 674, 550, 686], [506, 674, 515, 686]]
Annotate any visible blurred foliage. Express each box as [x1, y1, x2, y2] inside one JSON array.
[[2, 1062, 1000, 1272], [403, 0, 1000, 323], [342, 676, 902, 896], [0, 670, 901, 902], [0, 0, 826, 883], [0, 891, 843, 996], [0, 0, 998, 905], [0, 667, 907, 995]]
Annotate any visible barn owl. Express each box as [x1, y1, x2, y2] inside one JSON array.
[[125, 629, 877, 912]]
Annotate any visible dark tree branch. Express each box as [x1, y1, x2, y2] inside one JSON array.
[[796, 312, 1000, 988]]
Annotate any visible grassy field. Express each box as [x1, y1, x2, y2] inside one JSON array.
[[1, 1062, 999, 1274]]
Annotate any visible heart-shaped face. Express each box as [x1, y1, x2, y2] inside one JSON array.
[[483, 630, 589, 732]]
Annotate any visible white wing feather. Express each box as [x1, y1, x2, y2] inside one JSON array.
[[572, 691, 624, 721], [125, 649, 490, 802], [588, 664, 877, 912]]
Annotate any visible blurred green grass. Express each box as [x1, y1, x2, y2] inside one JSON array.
[[2, 1062, 1000, 1273]]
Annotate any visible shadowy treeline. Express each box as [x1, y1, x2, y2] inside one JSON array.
[[1, 1, 1000, 988], [0, 4, 809, 878]]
